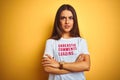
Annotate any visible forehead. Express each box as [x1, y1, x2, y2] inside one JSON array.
[[60, 10, 73, 16]]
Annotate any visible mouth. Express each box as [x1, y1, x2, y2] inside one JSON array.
[[64, 25, 70, 29]]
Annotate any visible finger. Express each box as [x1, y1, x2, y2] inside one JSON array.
[[76, 54, 84, 62], [45, 54, 52, 59], [42, 64, 51, 67], [42, 61, 51, 65], [76, 55, 82, 61], [42, 56, 47, 59], [42, 58, 47, 62], [77, 54, 83, 59], [78, 57, 84, 61], [42, 58, 51, 62], [79, 54, 85, 58]]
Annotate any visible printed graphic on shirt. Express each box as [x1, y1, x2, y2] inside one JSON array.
[[58, 43, 77, 56]]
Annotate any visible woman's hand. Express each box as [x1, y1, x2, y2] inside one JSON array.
[[76, 54, 85, 62], [42, 54, 59, 68]]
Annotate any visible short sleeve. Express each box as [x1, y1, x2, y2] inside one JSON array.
[[43, 39, 54, 57], [79, 38, 89, 54]]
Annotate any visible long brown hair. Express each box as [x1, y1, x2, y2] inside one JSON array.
[[50, 4, 81, 40]]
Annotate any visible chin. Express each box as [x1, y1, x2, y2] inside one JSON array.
[[64, 30, 71, 33]]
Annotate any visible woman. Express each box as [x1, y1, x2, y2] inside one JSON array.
[[42, 4, 90, 80]]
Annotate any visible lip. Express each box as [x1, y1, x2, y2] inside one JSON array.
[[64, 25, 70, 29]]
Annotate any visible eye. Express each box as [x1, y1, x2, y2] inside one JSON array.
[[69, 16, 73, 20], [60, 16, 66, 20]]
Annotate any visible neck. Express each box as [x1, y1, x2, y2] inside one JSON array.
[[62, 33, 71, 39]]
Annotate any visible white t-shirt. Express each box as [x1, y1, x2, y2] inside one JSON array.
[[44, 37, 89, 80]]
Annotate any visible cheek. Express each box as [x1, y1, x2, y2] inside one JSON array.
[[70, 20, 74, 24], [60, 21, 64, 26], [71, 21, 74, 26]]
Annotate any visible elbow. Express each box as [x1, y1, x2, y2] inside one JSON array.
[[86, 66, 90, 71], [44, 67, 50, 73], [85, 65, 90, 71]]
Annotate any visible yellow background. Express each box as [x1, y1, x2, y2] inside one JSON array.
[[1, 0, 120, 80]]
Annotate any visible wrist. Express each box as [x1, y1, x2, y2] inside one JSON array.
[[59, 61, 64, 69]]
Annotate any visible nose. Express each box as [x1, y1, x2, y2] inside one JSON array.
[[65, 18, 69, 24]]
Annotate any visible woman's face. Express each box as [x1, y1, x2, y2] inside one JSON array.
[[60, 10, 74, 33]]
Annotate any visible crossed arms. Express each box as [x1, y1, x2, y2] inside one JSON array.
[[42, 54, 90, 74]]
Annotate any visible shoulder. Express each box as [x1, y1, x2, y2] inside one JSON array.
[[46, 39, 56, 44], [46, 39, 55, 42], [75, 37, 88, 45], [76, 37, 87, 42]]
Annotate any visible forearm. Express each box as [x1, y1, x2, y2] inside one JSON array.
[[44, 67, 71, 74], [63, 61, 90, 72], [62, 54, 90, 72]]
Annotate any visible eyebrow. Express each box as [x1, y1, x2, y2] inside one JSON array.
[[60, 16, 73, 18]]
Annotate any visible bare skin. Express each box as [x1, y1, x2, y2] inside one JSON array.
[[42, 10, 90, 74], [42, 54, 90, 74]]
